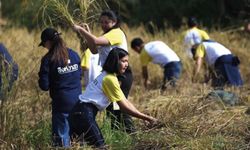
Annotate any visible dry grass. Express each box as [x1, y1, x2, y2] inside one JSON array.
[[40, 0, 109, 27], [0, 24, 249, 149]]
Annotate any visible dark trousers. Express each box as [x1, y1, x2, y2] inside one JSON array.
[[106, 67, 135, 133], [212, 54, 243, 88], [162, 61, 182, 90], [69, 102, 105, 148]]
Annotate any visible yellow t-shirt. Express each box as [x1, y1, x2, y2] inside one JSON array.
[[98, 28, 128, 66], [79, 71, 125, 110], [195, 44, 206, 58], [103, 28, 124, 46], [81, 48, 91, 69], [102, 73, 125, 102], [140, 49, 152, 66]]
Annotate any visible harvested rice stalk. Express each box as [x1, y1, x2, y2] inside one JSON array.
[[41, 0, 76, 27], [40, 0, 109, 50]]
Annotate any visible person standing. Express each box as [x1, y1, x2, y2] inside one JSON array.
[[38, 28, 82, 147], [73, 10, 135, 133], [183, 17, 210, 58], [192, 40, 243, 88], [131, 38, 182, 91], [69, 47, 158, 148]]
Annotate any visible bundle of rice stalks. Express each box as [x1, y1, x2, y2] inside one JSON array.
[[40, 0, 109, 27], [39, 0, 109, 51], [41, 0, 75, 26]]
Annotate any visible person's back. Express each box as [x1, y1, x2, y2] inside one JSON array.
[[0, 43, 18, 99], [183, 17, 210, 58], [144, 41, 180, 67], [39, 48, 82, 112], [200, 41, 231, 66]]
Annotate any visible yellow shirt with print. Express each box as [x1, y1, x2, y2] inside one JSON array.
[[102, 73, 125, 102], [140, 49, 153, 66]]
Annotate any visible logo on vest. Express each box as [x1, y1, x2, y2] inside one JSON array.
[[57, 64, 78, 74]]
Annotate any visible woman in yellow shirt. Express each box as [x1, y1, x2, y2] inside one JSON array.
[[69, 48, 157, 148], [73, 10, 135, 133]]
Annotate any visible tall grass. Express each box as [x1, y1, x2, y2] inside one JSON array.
[[0, 24, 249, 149]]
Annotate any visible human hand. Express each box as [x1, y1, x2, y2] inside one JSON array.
[[79, 23, 90, 32], [73, 24, 82, 32], [146, 117, 165, 129]]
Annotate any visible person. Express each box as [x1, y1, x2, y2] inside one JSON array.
[[131, 38, 182, 91], [76, 27, 102, 89], [73, 10, 135, 133], [69, 47, 158, 148], [38, 28, 82, 147], [192, 39, 243, 88], [0, 43, 18, 100], [183, 17, 210, 58], [80, 48, 102, 89]]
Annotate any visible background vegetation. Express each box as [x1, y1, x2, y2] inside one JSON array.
[[1, 0, 250, 30], [0, 0, 250, 149]]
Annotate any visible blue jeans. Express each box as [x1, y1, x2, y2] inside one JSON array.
[[213, 54, 243, 88], [52, 113, 70, 147], [162, 61, 182, 90], [69, 101, 105, 148]]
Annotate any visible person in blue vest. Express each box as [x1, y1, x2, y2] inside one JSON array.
[[38, 28, 82, 147], [192, 39, 243, 88], [69, 47, 158, 148], [0, 43, 18, 99]]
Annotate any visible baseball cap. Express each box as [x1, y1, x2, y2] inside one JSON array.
[[38, 28, 61, 46]]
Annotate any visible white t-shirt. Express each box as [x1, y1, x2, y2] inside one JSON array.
[[142, 41, 180, 67], [79, 71, 125, 111], [195, 41, 232, 66]]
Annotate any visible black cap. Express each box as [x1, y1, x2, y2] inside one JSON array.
[[38, 28, 60, 46]]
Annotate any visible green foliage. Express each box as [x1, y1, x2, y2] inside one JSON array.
[[100, 117, 134, 149], [25, 118, 51, 148], [1, 0, 249, 30], [1, 0, 43, 29]]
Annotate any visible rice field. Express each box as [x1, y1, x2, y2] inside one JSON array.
[[0, 24, 249, 149]]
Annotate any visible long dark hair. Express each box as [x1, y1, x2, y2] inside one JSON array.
[[49, 34, 69, 66], [103, 47, 128, 74], [100, 10, 121, 33]]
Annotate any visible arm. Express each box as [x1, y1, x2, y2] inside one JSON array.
[[117, 99, 157, 123], [192, 57, 203, 82], [142, 66, 149, 88], [38, 57, 49, 91], [73, 24, 110, 54], [204, 63, 211, 83]]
